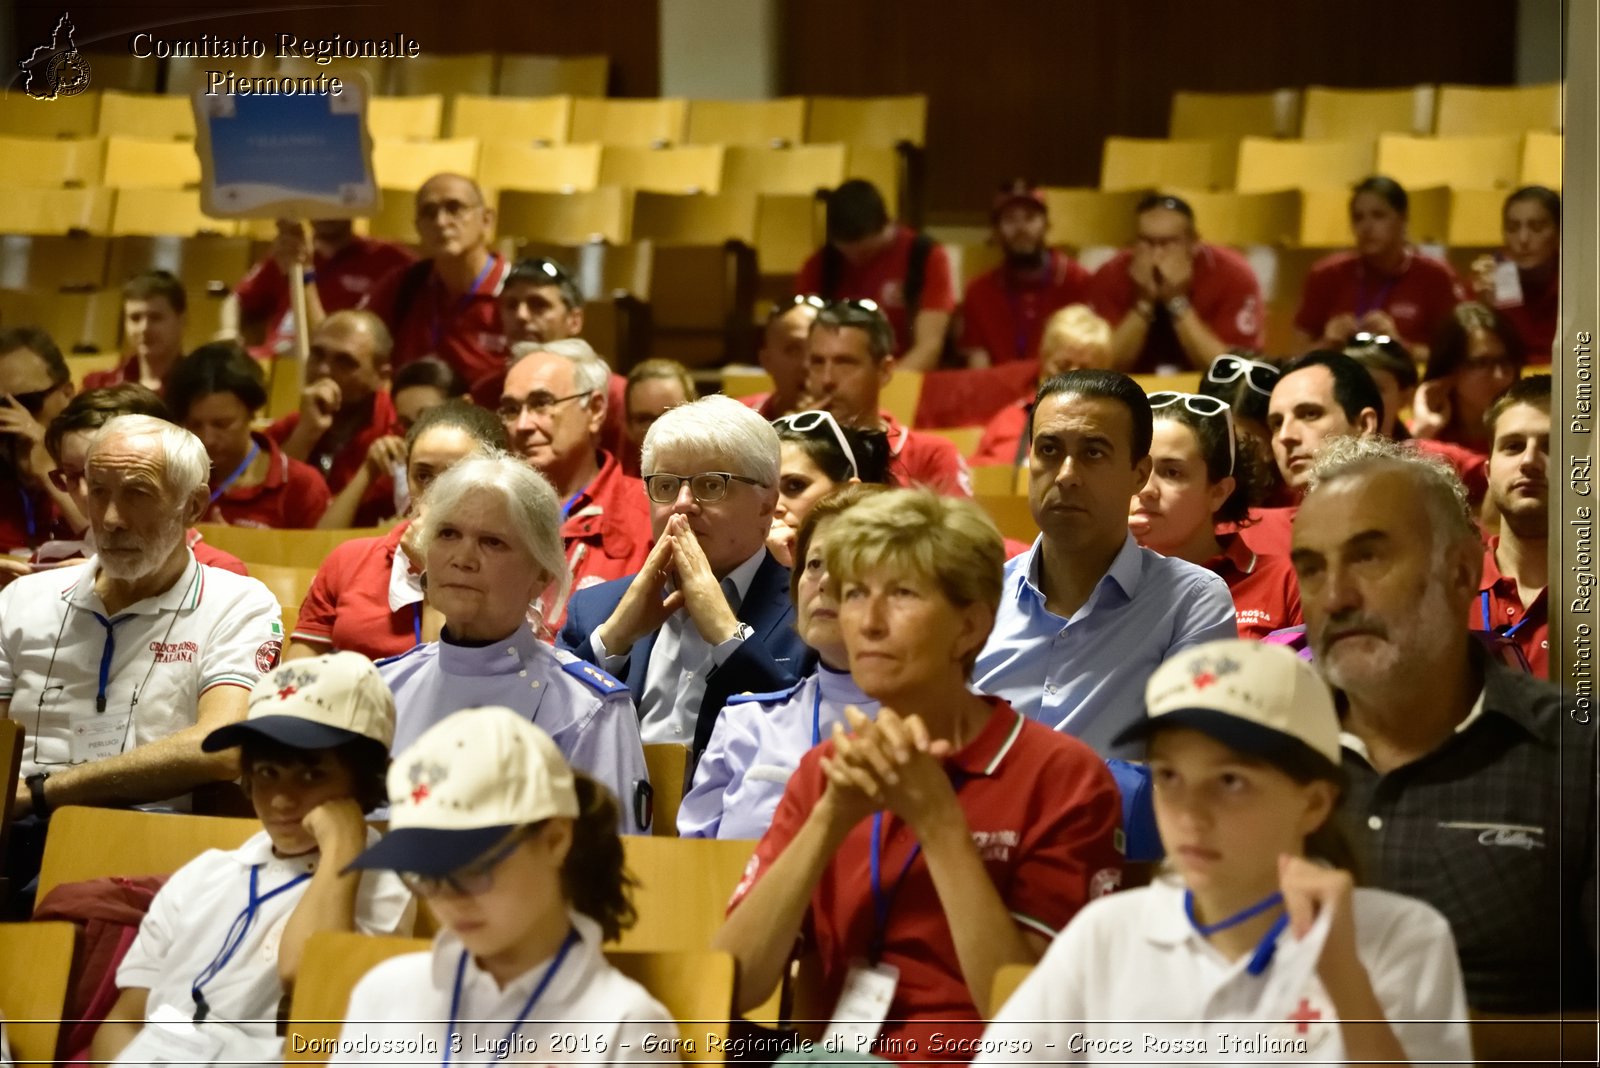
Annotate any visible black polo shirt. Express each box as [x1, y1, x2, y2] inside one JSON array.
[[1339, 654, 1597, 1013]]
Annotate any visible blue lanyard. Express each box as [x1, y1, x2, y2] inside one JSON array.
[[559, 491, 584, 522], [444, 926, 579, 1068], [432, 255, 499, 352], [1481, 590, 1530, 638], [413, 602, 424, 647], [810, 684, 822, 748], [191, 864, 311, 1021], [17, 485, 36, 542], [1184, 889, 1290, 977], [209, 441, 261, 504], [87, 610, 132, 713], [868, 812, 923, 963]]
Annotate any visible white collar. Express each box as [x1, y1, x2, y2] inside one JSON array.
[[388, 540, 424, 613]]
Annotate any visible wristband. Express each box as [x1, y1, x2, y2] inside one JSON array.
[[1166, 295, 1192, 318], [25, 772, 50, 819]]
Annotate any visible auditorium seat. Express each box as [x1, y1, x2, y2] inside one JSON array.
[[643, 743, 689, 838], [109, 188, 238, 237], [65, 352, 121, 384], [477, 142, 601, 194], [805, 95, 927, 148], [365, 94, 444, 140], [720, 144, 848, 196], [1233, 136, 1377, 195], [845, 145, 902, 203], [0, 135, 106, 188], [191, 524, 391, 570], [1374, 134, 1523, 191], [976, 494, 1040, 543], [1445, 188, 1506, 247], [252, 563, 319, 625], [0, 922, 75, 1065], [96, 90, 196, 140], [618, 836, 756, 952], [496, 187, 634, 246], [359, 187, 420, 244], [101, 136, 202, 189], [389, 52, 497, 97], [970, 465, 1024, 496], [720, 367, 773, 399], [632, 191, 758, 245], [1300, 84, 1434, 140], [1521, 131, 1562, 188], [1168, 190, 1301, 247], [925, 425, 982, 458], [496, 54, 610, 98], [0, 90, 100, 139], [1038, 188, 1142, 250], [0, 287, 121, 352], [636, 241, 759, 369], [686, 98, 809, 146], [570, 98, 688, 147], [282, 932, 428, 1064], [35, 806, 259, 908], [448, 93, 573, 144], [371, 137, 480, 192], [0, 186, 115, 235], [881, 369, 922, 427], [753, 192, 823, 281], [106, 235, 255, 303], [1099, 137, 1236, 193], [0, 234, 110, 291], [1434, 83, 1561, 137], [1169, 88, 1300, 141], [598, 145, 725, 194]]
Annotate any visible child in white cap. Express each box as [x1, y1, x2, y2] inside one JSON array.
[[977, 639, 1472, 1064], [333, 706, 677, 1065], [92, 652, 415, 1068]]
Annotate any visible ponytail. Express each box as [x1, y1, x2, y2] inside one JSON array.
[[560, 774, 638, 941]]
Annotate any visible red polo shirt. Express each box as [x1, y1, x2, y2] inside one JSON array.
[[728, 699, 1123, 1060], [1204, 533, 1302, 641], [81, 355, 156, 394], [740, 392, 792, 421], [266, 389, 402, 497], [1235, 505, 1296, 559], [364, 253, 510, 386], [882, 411, 971, 497], [202, 432, 332, 530], [1474, 536, 1549, 677], [794, 227, 956, 355], [1411, 437, 1488, 504], [960, 251, 1091, 364], [234, 236, 417, 357], [561, 449, 652, 610], [1494, 267, 1558, 364], [971, 400, 1030, 468], [1088, 243, 1264, 373], [292, 521, 422, 660], [1293, 249, 1465, 350]]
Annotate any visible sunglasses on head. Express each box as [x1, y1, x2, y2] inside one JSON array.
[[772, 409, 860, 480], [1147, 391, 1236, 475], [1205, 354, 1280, 398], [5, 383, 62, 416]]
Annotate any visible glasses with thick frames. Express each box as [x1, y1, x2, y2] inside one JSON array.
[[497, 389, 593, 422], [1147, 391, 1237, 475], [643, 471, 766, 505], [398, 828, 532, 898], [772, 409, 860, 480], [1205, 354, 1281, 398]]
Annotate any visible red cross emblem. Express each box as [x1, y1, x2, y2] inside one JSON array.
[[410, 783, 430, 804], [1288, 998, 1322, 1034], [1192, 672, 1217, 689], [276, 685, 298, 700]]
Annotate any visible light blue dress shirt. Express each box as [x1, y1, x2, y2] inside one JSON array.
[[378, 626, 652, 833], [677, 663, 879, 840], [973, 533, 1237, 759]]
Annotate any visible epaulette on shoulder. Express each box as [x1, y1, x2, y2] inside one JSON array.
[[558, 655, 628, 696]]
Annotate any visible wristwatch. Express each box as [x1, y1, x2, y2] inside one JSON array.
[[25, 771, 50, 819], [1165, 295, 1193, 318]]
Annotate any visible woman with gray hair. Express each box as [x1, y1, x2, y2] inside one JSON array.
[[377, 452, 652, 833]]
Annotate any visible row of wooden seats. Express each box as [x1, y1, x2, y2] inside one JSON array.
[[1169, 83, 1562, 142], [5, 88, 927, 151], [1099, 131, 1562, 196], [0, 135, 900, 207]]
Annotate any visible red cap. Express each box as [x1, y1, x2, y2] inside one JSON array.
[[992, 180, 1047, 220]]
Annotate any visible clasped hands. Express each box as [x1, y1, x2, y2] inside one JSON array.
[[819, 705, 961, 834], [597, 514, 741, 655]]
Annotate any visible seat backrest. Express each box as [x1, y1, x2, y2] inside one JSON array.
[[1234, 136, 1377, 194], [599, 145, 725, 194], [366, 95, 444, 141], [721, 144, 848, 196], [642, 743, 689, 837], [109, 188, 239, 237], [881, 368, 923, 427], [0, 234, 109, 292], [450, 94, 573, 144], [607, 950, 734, 1061], [0, 90, 101, 139], [1038, 188, 1141, 250], [990, 962, 1034, 1013], [1168, 189, 1301, 247], [0, 136, 106, 189], [754, 193, 825, 276], [102, 136, 202, 189], [190, 523, 389, 570], [7, 287, 122, 353], [1169, 89, 1296, 140], [479, 142, 601, 195], [805, 95, 927, 148], [969, 465, 1025, 496], [250, 563, 319, 624], [632, 191, 758, 245], [1434, 82, 1562, 137], [844, 146, 900, 205], [97, 90, 195, 141], [35, 806, 259, 908], [0, 187, 115, 236], [496, 187, 634, 246], [1521, 131, 1562, 189], [616, 836, 755, 952], [106, 235, 254, 300], [497, 55, 609, 98], [371, 137, 481, 193], [0, 921, 76, 1064], [1100, 137, 1235, 193], [1374, 134, 1523, 191], [283, 931, 429, 1063], [571, 98, 688, 148], [389, 53, 497, 97], [685, 98, 808, 146], [1301, 84, 1433, 140], [975, 494, 1040, 544]]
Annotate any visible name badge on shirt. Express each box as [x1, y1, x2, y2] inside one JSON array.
[[822, 960, 899, 1051], [1492, 259, 1523, 305], [70, 711, 130, 763]]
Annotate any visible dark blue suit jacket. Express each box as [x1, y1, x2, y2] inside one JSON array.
[[557, 550, 817, 755]]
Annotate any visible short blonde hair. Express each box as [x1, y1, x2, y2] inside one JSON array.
[[1041, 303, 1112, 359], [823, 489, 1004, 669]]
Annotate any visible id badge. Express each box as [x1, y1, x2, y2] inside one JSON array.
[[821, 959, 899, 1051], [1492, 259, 1523, 306], [70, 711, 129, 763], [115, 1004, 226, 1066]]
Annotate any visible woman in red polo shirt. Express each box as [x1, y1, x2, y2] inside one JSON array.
[[1472, 185, 1560, 365], [1412, 302, 1523, 457], [714, 489, 1122, 1060], [1129, 391, 1301, 641], [1293, 176, 1464, 361], [165, 342, 332, 529], [284, 400, 508, 662]]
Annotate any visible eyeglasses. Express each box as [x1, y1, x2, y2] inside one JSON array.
[[414, 198, 481, 222], [643, 471, 766, 505], [5, 384, 62, 416], [397, 828, 531, 898], [1346, 332, 1413, 359], [497, 389, 593, 422], [48, 466, 85, 494], [772, 410, 859, 480], [1205, 354, 1281, 398], [1148, 391, 1236, 475]]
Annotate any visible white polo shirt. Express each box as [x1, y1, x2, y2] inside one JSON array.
[[0, 554, 282, 777], [976, 877, 1472, 1064], [331, 911, 677, 1066], [115, 828, 414, 1067]]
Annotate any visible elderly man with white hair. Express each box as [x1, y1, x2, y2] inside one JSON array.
[[560, 395, 817, 758], [497, 339, 651, 618], [0, 416, 282, 890]]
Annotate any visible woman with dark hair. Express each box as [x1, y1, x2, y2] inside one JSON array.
[[1412, 302, 1523, 454], [165, 342, 331, 528], [337, 708, 676, 1063], [1341, 332, 1419, 439], [287, 401, 509, 662], [1472, 185, 1560, 364], [1293, 176, 1464, 360], [978, 641, 1471, 1063], [1198, 351, 1282, 496], [765, 409, 891, 567], [1129, 393, 1301, 640]]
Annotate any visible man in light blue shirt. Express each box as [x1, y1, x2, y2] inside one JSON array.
[[974, 370, 1237, 757]]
